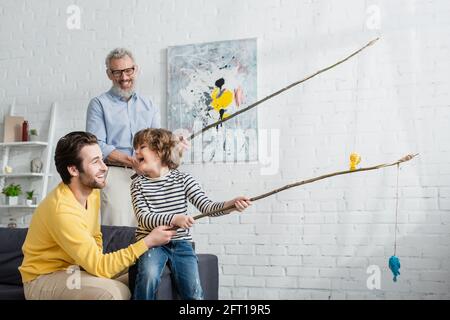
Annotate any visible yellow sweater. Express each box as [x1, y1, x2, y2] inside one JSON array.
[[19, 183, 148, 283]]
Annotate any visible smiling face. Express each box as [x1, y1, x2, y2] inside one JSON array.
[[135, 144, 164, 176], [76, 144, 108, 189], [107, 55, 137, 96]]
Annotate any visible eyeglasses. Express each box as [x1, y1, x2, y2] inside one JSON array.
[[109, 66, 136, 78]]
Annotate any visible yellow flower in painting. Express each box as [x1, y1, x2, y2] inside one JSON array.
[[210, 78, 233, 123], [211, 87, 233, 116]]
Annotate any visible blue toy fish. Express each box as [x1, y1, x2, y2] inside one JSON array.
[[389, 256, 401, 282]]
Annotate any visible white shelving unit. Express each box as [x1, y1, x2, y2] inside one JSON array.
[[0, 102, 56, 226], [0, 173, 50, 178], [0, 205, 38, 209], [0, 141, 48, 147]]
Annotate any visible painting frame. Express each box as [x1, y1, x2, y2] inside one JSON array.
[[167, 38, 258, 164]]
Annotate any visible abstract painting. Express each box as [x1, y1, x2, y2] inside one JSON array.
[[167, 38, 258, 163]]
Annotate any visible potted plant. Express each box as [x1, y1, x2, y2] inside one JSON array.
[[29, 128, 39, 142], [26, 190, 34, 206], [2, 183, 22, 205]]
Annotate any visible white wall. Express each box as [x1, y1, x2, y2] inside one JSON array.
[[0, 0, 449, 299]]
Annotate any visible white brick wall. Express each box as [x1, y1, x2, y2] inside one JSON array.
[[1, 0, 449, 299]]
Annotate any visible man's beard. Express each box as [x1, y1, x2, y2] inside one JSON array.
[[111, 80, 135, 99], [79, 171, 108, 189]]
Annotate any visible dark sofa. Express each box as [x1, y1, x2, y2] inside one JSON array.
[[0, 226, 218, 300]]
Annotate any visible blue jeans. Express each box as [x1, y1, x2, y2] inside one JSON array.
[[133, 240, 204, 300]]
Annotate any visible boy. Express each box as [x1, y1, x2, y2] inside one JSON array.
[[131, 128, 252, 300]]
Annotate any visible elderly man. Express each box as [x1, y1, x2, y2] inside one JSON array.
[[19, 131, 176, 300], [86, 48, 161, 227]]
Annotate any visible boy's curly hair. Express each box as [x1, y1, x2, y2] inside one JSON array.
[[133, 128, 184, 169]]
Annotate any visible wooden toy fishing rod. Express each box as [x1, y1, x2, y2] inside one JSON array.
[[188, 37, 380, 141], [192, 154, 418, 220]]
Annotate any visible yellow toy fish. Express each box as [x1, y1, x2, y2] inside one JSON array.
[[349, 152, 361, 171]]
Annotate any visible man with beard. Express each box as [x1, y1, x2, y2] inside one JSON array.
[[19, 132, 176, 299], [86, 48, 161, 227]]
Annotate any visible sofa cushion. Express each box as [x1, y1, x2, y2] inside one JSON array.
[[0, 284, 25, 300], [0, 228, 27, 286], [198, 254, 219, 300], [100, 225, 136, 253]]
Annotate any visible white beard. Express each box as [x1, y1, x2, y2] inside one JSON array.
[[111, 83, 135, 100]]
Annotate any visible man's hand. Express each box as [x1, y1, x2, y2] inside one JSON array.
[[143, 226, 176, 248], [105, 150, 133, 167], [170, 214, 194, 229], [224, 196, 252, 214]]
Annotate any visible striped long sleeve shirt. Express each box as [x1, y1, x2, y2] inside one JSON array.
[[131, 169, 226, 242]]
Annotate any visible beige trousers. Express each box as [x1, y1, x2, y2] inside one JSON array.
[[23, 270, 130, 300], [101, 166, 137, 227]]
